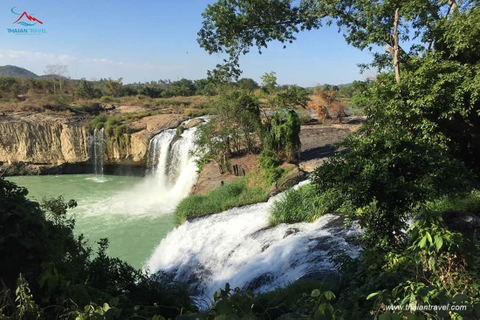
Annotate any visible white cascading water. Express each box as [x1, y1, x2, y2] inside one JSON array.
[[146, 126, 199, 201], [81, 124, 200, 218], [146, 182, 361, 307], [92, 127, 105, 175]]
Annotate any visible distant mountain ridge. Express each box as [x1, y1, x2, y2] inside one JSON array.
[[0, 65, 65, 79], [0, 65, 39, 78]]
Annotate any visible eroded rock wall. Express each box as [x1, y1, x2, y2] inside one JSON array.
[[0, 114, 88, 165], [0, 112, 187, 175]]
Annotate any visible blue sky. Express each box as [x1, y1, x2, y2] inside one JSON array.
[[0, 0, 375, 86]]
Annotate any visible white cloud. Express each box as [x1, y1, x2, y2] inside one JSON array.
[[0, 49, 183, 71]]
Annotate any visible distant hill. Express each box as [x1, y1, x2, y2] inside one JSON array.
[[0, 65, 39, 78]]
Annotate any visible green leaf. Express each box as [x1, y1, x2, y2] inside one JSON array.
[[102, 303, 110, 312], [434, 235, 443, 251], [311, 289, 321, 298], [453, 294, 468, 304], [426, 232, 433, 245], [392, 286, 399, 298], [391, 313, 401, 320], [323, 291, 336, 301], [473, 302, 480, 316], [405, 312, 416, 320], [109, 297, 119, 307], [366, 291, 381, 300], [418, 236, 427, 249], [314, 308, 330, 320]]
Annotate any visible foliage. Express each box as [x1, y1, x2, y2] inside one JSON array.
[[102, 78, 123, 97], [197, 0, 472, 79], [308, 89, 346, 122], [313, 126, 474, 247], [75, 79, 100, 99], [236, 78, 259, 91], [0, 177, 195, 319], [260, 72, 277, 93], [87, 114, 109, 134], [264, 110, 301, 162], [174, 175, 269, 225], [193, 89, 263, 172], [269, 184, 342, 225], [258, 149, 285, 185], [274, 84, 309, 110], [197, 2, 480, 318]]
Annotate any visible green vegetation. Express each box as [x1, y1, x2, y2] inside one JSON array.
[[0, 178, 194, 319], [269, 184, 342, 225], [4, 0, 480, 318], [0, 65, 38, 78], [198, 0, 480, 318], [258, 149, 285, 185], [175, 173, 269, 225]]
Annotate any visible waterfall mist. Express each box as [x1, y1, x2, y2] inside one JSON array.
[[82, 124, 199, 218], [146, 183, 361, 307]]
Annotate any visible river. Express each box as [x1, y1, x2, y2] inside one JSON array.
[[7, 174, 176, 269]]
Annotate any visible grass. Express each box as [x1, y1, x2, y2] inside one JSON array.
[[174, 172, 270, 225], [252, 278, 340, 319], [425, 189, 480, 214], [269, 184, 343, 225]]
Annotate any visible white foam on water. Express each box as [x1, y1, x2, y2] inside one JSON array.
[[79, 124, 200, 219], [146, 187, 360, 306]]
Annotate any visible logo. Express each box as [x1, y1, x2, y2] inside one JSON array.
[[11, 7, 43, 26], [7, 7, 47, 35]]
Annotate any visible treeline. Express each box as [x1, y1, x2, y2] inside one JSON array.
[[0, 76, 259, 100], [0, 74, 366, 101]]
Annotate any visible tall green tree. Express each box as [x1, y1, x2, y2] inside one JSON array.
[[261, 71, 277, 93], [103, 78, 124, 97], [198, 0, 475, 81]]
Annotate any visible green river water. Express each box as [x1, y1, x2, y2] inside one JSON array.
[[7, 174, 175, 269]]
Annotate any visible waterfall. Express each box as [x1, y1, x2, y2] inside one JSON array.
[[146, 182, 361, 306], [92, 128, 105, 175], [146, 125, 199, 200]]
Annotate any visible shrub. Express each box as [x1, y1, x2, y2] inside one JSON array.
[[86, 114, 108, 134], [174, 177, 268, 225], [269, 184, 342, 225], [259, 149, 284, 185]]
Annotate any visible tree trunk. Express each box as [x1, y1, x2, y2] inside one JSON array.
[[393, 8, 400, 83], [384, 8, 401, 83]]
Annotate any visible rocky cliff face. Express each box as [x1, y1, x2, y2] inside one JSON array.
[[0, 113, 89, 166], [0, 112, 187, 176]]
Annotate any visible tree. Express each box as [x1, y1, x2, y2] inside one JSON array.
[[194, 89, 263, 172], [236, 78, 259, 91], [103, 78, 123, 97], [44, 64, 68, 93], [198, 0, 473, 81], [274, 84, 309, 110], [261, 71, 277, 93], [75, 79, 96, 99], [169, 78, 195, 96]]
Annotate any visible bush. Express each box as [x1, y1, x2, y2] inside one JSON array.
[[174, 177, 268, 225], [259, 149, 284, 185], [86, 114, 108, 134], [0, 178, 196, 319], [269, 184, 342, 225]]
